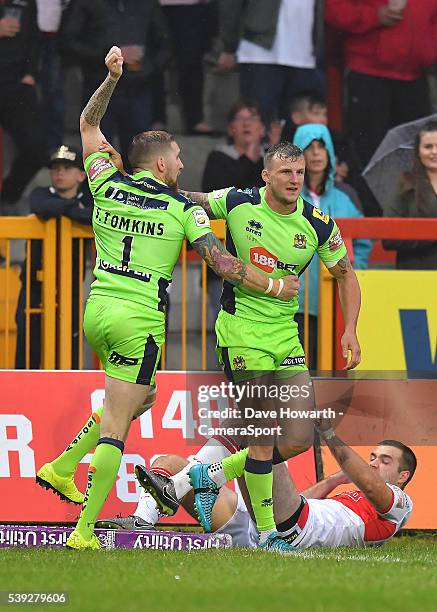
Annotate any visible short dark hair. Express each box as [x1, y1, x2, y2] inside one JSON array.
[[227, 97, 263, 124], [289, 90, 327, 115], [128, 130, 175, 168], [264, 142, 304, 168], [378, 440, 417, 487]]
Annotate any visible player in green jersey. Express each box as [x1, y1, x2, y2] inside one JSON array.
[[35, 47, 300, 550], [154, 142, 362, 551]]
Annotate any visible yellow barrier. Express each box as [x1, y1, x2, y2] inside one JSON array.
[[57, 218, 227, 371], [0, 217, 57, 369], [2, 216, 315, 371]]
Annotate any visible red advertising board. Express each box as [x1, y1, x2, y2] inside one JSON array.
[[1, 371, 316, 524]]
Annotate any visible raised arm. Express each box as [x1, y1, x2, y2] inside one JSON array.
[[80, 46, 123, 160], [317, 427, 393, 514], [191, 232, 299, 301], [327, 253, 362, 370]]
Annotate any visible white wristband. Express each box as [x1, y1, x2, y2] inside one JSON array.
[[274, 278, 284, 297], [264, 278, 274, 295]]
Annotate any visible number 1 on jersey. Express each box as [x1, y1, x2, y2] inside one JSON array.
[[121, 235, 133, 268]]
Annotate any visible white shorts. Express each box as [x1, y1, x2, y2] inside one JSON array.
[[216, 493, 258, 548]]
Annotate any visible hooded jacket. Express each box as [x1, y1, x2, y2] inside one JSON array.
[[293, 124, 371, 316]]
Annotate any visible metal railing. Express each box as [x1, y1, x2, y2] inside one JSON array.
[[1, 215, 315, 371], [0, 217, 57, 369]]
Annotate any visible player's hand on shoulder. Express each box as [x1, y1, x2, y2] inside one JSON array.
[[99, 140, 126, 174], [277, 274, 300, 301], [105, 46, 123, 80]]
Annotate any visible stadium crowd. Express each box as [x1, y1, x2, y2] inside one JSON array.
[[1, 0, 437, 369]]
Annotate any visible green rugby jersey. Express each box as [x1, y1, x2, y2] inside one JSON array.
[[208, 186, 347, 323], [85, 152, 211, 321]]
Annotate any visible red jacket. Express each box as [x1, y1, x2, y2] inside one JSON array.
[[325, 0, 437, 81]]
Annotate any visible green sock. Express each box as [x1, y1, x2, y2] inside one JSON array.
[[76, 439, 123, 540], [51, 406, 104, 477], [244, 457, 275, 532], [222, 448, 249, 481]]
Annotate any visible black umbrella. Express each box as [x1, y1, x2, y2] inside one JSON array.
[[363, 113, 437, 212]]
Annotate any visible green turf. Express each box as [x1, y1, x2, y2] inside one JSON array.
[[1, 538, 436, 611]]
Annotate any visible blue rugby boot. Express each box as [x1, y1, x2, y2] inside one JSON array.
[[188, 463, 219, 532], [259, 531, 297, 553]]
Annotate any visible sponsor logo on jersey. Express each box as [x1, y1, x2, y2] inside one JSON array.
[[192, 209, 210, 228], [108, 352, 139, 367], [329, 230, 343, 251], [212, 189, 227, 199], [99, 260, 152, 282], [232, 356, 246, 370], [89, 157, 113, 181], [280, 356, 306, 367], [105, 187, 169, 210], [294, 233, 307, 249], [246, 219, 263, 237], [312, 207, 330, 224], [250, 247, 298, 273], [236, 188, 254, 195]]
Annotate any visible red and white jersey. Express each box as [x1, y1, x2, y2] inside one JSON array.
[[290, 485, 413, 549]]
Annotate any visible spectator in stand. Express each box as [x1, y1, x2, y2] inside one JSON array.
[[0, 0, 47, 212], [216, 0, 325, 128], [293, 124, 371, 369], [60, 0, 171, 165], [383, 122, 437, 270], [271, 92, 365, 214], [36, 0, 69, 151], [325, 0, 437, 170], [201, 98, 266, 322], [202, 98, 265, 192], [280, 90, 328, 143], [159, 0, 216, 135], [15, 146, 92, 369]]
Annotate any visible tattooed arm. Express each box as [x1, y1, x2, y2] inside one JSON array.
[[191, 232, 300, 300], [180, 190, 217, 219], [328, 254, 362, 370], [80, 46, 123, 160]]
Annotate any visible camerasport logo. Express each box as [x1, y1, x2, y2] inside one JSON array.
[[250, 247, 277, 273], [89, 157, 113, 181]]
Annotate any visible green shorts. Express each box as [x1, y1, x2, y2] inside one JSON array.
[[215, 310, 307, 381], [84, 294, 164, 385]]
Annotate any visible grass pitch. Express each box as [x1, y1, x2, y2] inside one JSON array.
[[1, 537, 436, 612]]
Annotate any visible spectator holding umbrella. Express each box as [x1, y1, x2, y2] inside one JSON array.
[[383, 121, 437, 270]]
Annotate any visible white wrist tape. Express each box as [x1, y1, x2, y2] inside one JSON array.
[[264, 278, 274, 294], [274, 278, 284, 297]]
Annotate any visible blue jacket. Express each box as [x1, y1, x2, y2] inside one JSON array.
[[293, 124, 371, 316]]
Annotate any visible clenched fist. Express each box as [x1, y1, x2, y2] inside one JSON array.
[[105, 46, 123, 80], [277, 274, 300, 301]]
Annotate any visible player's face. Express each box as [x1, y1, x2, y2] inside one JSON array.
[[263, 156, 305, 205], [418, 131, 437, 173], [163, 142, 184, 189], [228, 107, 265, 148], [50, 163, 85, 193], [369, 445, 408, 487], [304, 140, 329, 175]]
